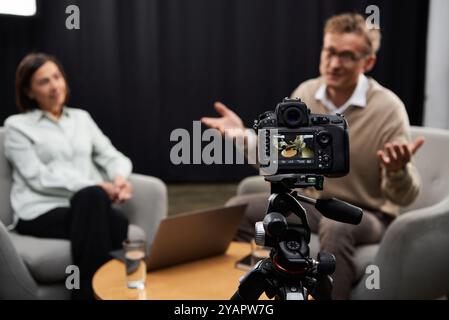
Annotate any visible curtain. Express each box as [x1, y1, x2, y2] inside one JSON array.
[[0, 0, 429, 181]]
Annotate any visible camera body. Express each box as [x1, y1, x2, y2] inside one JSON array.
[[255, 97, 349, 177]]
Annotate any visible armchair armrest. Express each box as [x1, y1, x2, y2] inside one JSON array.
[[351, 196, 449, 299], [0, 221, 39, 299], [120, 173, 167, 245], [237, 176, 269, 196]]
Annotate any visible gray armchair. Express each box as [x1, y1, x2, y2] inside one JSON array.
[[0, 127, 167, 300], [227, 126, 449, 299]]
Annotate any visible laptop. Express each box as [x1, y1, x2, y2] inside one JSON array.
[[145, 204, 247, 271]]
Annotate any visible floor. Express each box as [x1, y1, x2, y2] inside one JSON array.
[[167, 183, 239, 216]]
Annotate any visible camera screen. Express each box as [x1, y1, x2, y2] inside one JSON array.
[[272, 133, 315, 162]]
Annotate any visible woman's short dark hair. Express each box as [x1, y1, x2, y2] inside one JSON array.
[[15, 52, 70, 112]]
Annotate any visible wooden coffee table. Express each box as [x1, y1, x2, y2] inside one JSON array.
[[92, 241, 253, 300]]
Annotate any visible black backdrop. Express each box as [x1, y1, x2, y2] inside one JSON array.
[[0, 0, 429, 182]]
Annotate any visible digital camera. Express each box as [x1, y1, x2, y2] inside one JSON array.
[[255, 97, 350, 177]]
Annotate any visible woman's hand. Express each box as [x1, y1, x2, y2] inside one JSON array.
[[97, 182, 120, 201], [97, 177, 132, 203], [113, 175, 133, 203]]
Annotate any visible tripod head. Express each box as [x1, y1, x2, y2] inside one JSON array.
[[231, 174, 363, 300]]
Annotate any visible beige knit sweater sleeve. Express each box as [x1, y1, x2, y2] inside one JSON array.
[[381, 163, 421, 207], [378, 99, 421, 207]]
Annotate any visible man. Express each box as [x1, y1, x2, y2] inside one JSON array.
[[201, 13, 424, 299]]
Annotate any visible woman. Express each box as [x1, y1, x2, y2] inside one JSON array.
[[4, 53, 133, 299]]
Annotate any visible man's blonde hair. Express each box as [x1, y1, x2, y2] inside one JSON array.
[[324, 13, 381, 55]]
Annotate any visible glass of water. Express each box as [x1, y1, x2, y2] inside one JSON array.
[[123, 239, 147, 289]]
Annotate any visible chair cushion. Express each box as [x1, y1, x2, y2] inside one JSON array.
[[9, 224, 146, 283], [353, 244, 379, 281], [9, 232, 72, 283]]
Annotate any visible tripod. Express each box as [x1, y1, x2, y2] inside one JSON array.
[[231, 174, 363, 300]]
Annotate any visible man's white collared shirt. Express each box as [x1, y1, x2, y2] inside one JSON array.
[[314, 74, 369, 114]]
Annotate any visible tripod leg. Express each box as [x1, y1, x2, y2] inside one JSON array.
[[310, 275, 333, 300], [231, 260, 270, 300]]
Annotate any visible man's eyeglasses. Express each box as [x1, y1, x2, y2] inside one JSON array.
[[321, 47, 368, 65]]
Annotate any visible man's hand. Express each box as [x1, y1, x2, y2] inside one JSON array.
[[113, 175, 133, 203], [200, 102, 246, 139], [377, 136, 425, 174]]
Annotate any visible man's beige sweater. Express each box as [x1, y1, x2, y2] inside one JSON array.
[[290, 77, 421, 217]]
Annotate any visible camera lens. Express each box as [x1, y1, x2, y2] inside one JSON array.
[[282, 106, 306, 128]]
